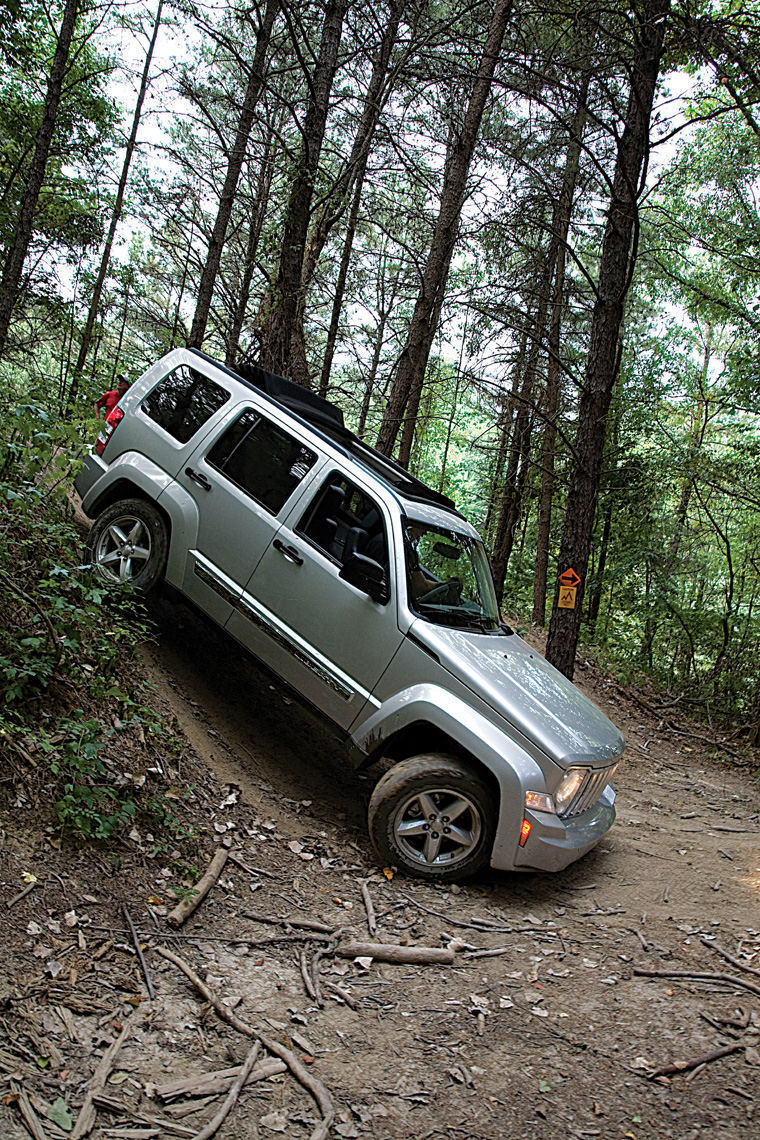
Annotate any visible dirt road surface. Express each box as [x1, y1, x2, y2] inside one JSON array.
[[1, 595, 758, 1140]]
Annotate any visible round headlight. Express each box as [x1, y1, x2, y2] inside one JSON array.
[[554, 768, 587, 815]]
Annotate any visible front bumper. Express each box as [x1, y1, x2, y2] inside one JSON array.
[[492, 785, 616, 873], [74, 453, 107, 513]]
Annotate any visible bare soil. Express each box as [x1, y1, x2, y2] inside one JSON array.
[[1, 593, 758, 1140]]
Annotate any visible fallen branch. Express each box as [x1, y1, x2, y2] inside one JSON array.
[[71, 1007, 146, 1139], [123, 905, 155, 999], [7, 881, 37, 909], [298, 947, 318, 1002], [648, 1041, 746, 1079], [227, 852, 276, 878], [155, 1060, 287, 1102], [336, 941, 456, 965], [242, 912, 337, 935], [700, 938, 760, 978], [633, 967, 760, 998], [15, 1088, 49, 1140], [189, 1041, 260, 1140], [153, 946, 334, 1140], [91, 1095, 196, 1137], [323, 981, 358, 1010], [360, 882, 377, 936], [167, 848, 229, 928]]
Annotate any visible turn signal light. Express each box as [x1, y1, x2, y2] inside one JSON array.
[[519, 818, 532, 847]]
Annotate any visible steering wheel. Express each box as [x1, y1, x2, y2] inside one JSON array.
[[418, 578, 463, 605]]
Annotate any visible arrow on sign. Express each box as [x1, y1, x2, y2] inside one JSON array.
[[558, 567, 581, 588]]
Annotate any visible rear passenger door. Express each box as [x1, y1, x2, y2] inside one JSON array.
[[176, 406, 321, 627]]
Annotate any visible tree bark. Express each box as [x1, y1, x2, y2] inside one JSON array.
[[257, 0, 348, 384], [66, 0, 164, 407], [188, 0, 278, 350], [0, 0, 80, 358], [545, 0, 671, 679], [225, 137, 275, 366], [375, 0, 513, 463], [532, 78, 589, 625]]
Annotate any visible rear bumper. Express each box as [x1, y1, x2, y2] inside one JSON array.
[[491, 786, 616, 873], [74, 453, 107, 513]]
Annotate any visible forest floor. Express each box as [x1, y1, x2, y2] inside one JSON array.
[[1, 592, 759, 1140]]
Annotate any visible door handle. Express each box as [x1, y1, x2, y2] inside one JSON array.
[[185, 467, 212, 491], [273, 538, 303, 566]]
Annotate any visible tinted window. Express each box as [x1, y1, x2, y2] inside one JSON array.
[[298, 473, 387, 568], [141, 366, 229, 443], [207, 409, 316, 514]]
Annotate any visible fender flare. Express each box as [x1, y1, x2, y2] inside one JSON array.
[[351, 684, 552, 869]]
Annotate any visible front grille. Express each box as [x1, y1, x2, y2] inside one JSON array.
[[565, 763, 619, 817]]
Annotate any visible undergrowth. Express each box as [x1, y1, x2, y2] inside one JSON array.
[[0, 396, 198, 852]]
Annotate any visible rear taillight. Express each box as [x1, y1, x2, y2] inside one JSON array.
[[95, 406, 124, 456]]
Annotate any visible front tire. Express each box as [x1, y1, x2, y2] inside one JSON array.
[[368, 754, 495, 881], [86, 498, 168, 592]]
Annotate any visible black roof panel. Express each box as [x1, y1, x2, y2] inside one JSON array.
[[188, 348, 459, 514]]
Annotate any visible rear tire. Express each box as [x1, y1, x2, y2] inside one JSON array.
[[368, 754, 495, 881], [86, 498, 168, 592]]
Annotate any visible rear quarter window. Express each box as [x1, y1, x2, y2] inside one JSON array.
[[141, 365, 229, 443]]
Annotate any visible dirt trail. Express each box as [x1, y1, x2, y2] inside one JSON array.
[[1, 595, 758, 1140]]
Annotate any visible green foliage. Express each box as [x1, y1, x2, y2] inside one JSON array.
[[0, 384, 193, 844]]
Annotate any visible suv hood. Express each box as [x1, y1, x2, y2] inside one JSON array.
[[410, 621, 624, 767]]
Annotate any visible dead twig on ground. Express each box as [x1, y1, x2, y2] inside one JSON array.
[[360, 881, 377, 936], [227, 852, 276, 878], [324, 981, 358, 1009], [6, 881, 37, 909], [188, 1040, 261, 1140], [167, 848, 230, 928], [634, 966, 760, 998], [153, 946, 334, 1140], [242, 912, 337, 935], [298, 947, 318, 1002], [91, 1095, 196, 1137], [700, 937, 760, 978], [71, 1006, 147, 1139], [154, 1060, 287, 1102], [14, 1087, 49, 1140], [647, 1041, 746, 1079], [123, 905, 155, 999], [335, 940, 456, 965]]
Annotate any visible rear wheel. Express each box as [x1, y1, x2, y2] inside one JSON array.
[[86, 498, 168, 592], [368, 754, 495, 881]]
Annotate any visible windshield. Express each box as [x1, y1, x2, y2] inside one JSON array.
[[404, 520, 501, 632]]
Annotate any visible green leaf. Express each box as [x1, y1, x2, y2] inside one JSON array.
[[47, 1097, 73, 1131]]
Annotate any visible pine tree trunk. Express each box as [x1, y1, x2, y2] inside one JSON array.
[[226, 135, 275, 365], [545, 0, 671, 680], [532, 79, 588, 625], [491, 266, 552, 602], [188, 0, 277, 351], [0, 0, 80, 358], [375, 0, 513, 463], [258, 0, 348, 383], [66, 0, 164, 407]]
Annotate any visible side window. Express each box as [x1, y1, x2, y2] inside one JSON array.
[[206, 409, 317, 514], [297, 473, 387, 568], [141, 365, 229, 443]]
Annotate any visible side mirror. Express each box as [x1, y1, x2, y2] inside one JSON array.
[[339, 552, 389, 604]]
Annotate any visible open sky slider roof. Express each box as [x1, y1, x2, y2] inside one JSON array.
[[189, 349, 459, 513]]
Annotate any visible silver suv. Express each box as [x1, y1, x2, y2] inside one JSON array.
[[76, 348, 624, 881]]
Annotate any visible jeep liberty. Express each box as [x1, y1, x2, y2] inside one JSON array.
[[75, 348, 625, 881]]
